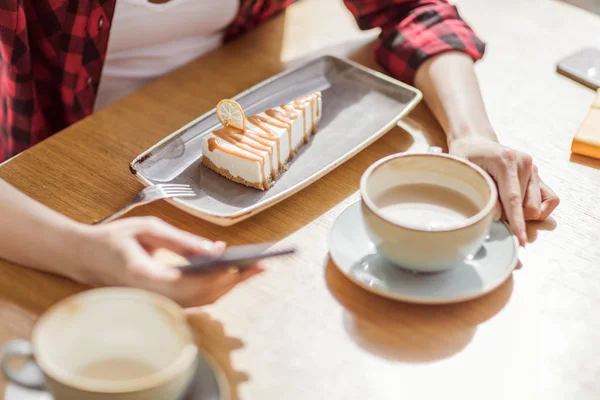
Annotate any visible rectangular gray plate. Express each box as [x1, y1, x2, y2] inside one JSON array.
[[130, 56, 422, 226]]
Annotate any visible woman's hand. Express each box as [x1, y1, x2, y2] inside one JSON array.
[[0, 180, 261, 303], [412, 51, 560, 245], [449, 136, 560, 245], [70, 217, 263, 307]]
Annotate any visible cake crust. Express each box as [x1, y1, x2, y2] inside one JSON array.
[[202, 157, 269, 190]]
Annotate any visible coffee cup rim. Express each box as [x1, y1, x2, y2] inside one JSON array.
[[31, 287, 198, 394], [360, 152, 498, 233]]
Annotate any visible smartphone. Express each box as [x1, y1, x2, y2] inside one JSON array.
[[176, 243, 296, 274], [557, 48, 600, 90]]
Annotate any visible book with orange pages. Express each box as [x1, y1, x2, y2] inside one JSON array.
[[572, 89, 600, 159]]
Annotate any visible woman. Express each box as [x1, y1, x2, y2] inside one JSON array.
[[0, 1, 559, 302]]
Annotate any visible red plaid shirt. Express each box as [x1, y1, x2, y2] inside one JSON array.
[[0, 0, 484, 162]]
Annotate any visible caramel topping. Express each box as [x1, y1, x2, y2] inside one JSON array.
[[246, 117, 278, 140], [291, 93, 320, 139], [250, 114, 287, 129], [293, 93, 318, 110], [209, 131, 268, 186], [245, 129, 277, 180], [265, 109, 293, 126], [213, 127, 276, 181], [265, 109, 294, 158], [214, 127, 269, 151], [280, 104, 300, 119], [282, 103, 309, 143], [207, 137, 261, 162], [248, 116, 283, 170]]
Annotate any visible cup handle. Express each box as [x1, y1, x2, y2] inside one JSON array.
[[0, 339, 46, 390], [428, 146, 443, 154]]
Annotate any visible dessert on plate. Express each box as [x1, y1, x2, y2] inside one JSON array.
[[201, 92, 322, 190]]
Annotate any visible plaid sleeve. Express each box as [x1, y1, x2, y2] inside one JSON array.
[[343, 0, 485, 84], [225, 0, 298, 41]]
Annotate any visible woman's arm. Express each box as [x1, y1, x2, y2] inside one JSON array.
[[0, 178, 88, 277], [414, 52, 559, 245], [343, 0, 559, 244], [0, 179, 262, 306], [343, 0, 486, 85]]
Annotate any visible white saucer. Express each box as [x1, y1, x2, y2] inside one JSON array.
[[4, 351, 228, 400], [329, 201, 519, 304]]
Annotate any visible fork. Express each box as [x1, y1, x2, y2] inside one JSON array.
[[93, 184, 196, 225]]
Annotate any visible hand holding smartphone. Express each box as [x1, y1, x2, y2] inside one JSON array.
[[176, 243, 296, 274]]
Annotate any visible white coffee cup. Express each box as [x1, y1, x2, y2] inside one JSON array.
[[0, 288, 198, 400], [360, 147, 498, 272]]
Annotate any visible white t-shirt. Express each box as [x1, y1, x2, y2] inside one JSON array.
[[95, 0, 240, 111]]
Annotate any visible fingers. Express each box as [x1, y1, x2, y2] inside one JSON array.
[[128, 217, 225, 256], [523, 166, 542, 220], [183, 264, 264, 290], [496, 162, 527, 246], [450, 138, 556, 241], [517, 154, 533, 201], [126, 259, 263, 306], [123, 241, 181, 285], [539, 181, 560, 220], [172, 265, 264, 307], [93, 217, 266, 307], [236, 263, 265, 282], [493, 199, 503, 221]]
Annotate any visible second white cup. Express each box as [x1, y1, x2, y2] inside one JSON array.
[[0, 288, 198, 400]]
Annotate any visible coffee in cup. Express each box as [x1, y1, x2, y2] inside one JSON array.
[[374, 182, 481, 231]]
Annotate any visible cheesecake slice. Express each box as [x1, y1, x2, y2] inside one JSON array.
[[201, 92, 322, 190]]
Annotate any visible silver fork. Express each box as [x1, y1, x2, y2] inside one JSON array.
[[93, 184, 196, 225]]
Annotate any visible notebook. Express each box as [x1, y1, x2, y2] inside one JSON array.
[[572, 89, 600, 159]]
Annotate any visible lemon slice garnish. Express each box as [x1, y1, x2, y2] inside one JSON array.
[[216, 99, 246, 131]]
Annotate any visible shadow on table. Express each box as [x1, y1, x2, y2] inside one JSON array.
[[186, 311, 247, 400], [527, 216, 558, 244], [570, 153, 600, 170], [324, 259, 513, 363]]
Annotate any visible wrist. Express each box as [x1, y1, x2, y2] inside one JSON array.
[[446, 124, 498, 146], [58, 223, 98, 283], [66, 225, 134, 288], [12, 218, 91, 282]]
